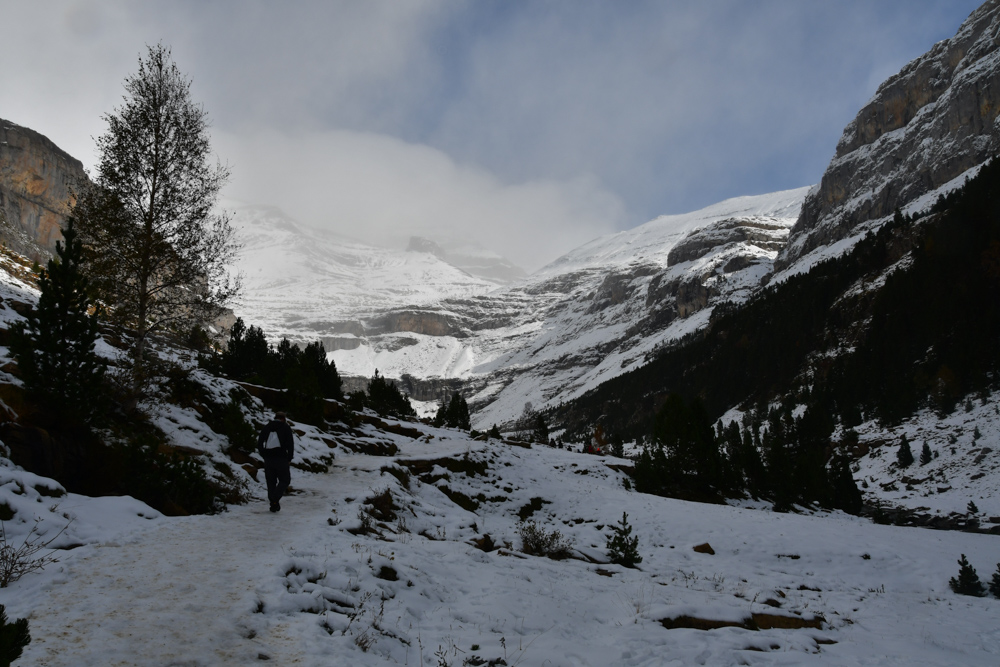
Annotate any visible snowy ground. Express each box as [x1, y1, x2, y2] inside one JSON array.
[[2, 425, 999, 666], [852, 391, 1000, 520]]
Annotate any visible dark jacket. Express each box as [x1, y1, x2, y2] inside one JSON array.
[[258, 419, 294, 461]]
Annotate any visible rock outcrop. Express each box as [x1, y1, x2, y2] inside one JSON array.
[[0, 118, 88, 259], [780, 0, 1000, 269]]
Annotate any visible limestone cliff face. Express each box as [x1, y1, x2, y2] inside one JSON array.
[[780, 0, 1000, 269], [0, 118, 89, 259]]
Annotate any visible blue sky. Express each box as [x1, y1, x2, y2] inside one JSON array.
[[0, 0, 985, 269]]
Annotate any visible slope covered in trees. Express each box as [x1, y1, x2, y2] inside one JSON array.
[[555, 159, 1000, 443]]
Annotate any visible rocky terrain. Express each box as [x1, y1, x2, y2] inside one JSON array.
[[0, 118, 87, 260], [780, 0, 1000, 269]]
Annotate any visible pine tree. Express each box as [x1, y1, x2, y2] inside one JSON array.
[[532, 413, 549, 443], [606, 512, 642, 567], [367, 370, 416, 419], [989, 563, 1000, 599], [0, 604, 30, 667], [896, 435, 914, 468], [949, 554, 986, 597], [919, 442, 933, 466], [829, 455, 863, 515], [487, 424, 501, 440], [10, 219, 106, 424], [446, 393, 471, 430], [967, 500, 979, 514], [73, 44, 239, 407]]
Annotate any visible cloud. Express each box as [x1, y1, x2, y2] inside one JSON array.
[[215, 127, 624, 271], [0, 0, 984, 272]]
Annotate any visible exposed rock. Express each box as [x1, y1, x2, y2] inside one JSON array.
[[667, 217, 790, 265], [780, 1, 1000, 269], [0, 118, 88, 259], [366, 309, 466, 337], [692, 542, 715, 555]]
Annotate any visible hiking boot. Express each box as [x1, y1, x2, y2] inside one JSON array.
[[269, 502, 279, 513]]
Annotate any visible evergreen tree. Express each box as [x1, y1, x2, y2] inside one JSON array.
[[367, 370, 416, 419], [487, 424, 501, 440], [0, 604, 30, 667], [967, 500, 979, 514], [919, 442, 933, 466], [829, 455, 863, 515], [949, 554, 986, 597], [989, 563, 1000, 599], [446, 393, 471, 429], [74, 44, 239, 407], [532, 413, 549, 443], [10, 219, 106, 424], [896, 435, 914, 468], [605, 512, 642, 567]]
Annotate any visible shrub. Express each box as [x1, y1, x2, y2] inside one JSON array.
[[606, 512, 642, 567], [989, 563, 1000, 599], [949, 554, 986, 597], [517, 520, 574, 560], [0, 604, 30, 665], [0, 519, 67, 588]]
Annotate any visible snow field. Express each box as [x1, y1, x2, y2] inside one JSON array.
[[2, 426, 998, 666]]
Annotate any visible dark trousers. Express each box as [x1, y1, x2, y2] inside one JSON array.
[[263, 457, 291, 505]]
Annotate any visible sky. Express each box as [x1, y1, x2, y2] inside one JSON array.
[[0, 0, 985, 271]]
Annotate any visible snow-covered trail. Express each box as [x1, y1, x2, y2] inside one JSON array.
[[5, 434, 1000, 666], [21, 480, 338, 666]]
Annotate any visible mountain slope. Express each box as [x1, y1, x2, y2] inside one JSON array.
[[232, 188, 807, 425], [781, 0, 1000, 270]]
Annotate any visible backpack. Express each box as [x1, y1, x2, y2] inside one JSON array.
[[263, 429, 282, 450]]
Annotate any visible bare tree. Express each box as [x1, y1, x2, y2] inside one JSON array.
[[74, 44, 239, 405]]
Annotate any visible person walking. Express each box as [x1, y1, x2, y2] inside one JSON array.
[[258, 411, 295, 512]]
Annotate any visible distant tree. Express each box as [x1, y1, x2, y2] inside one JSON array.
[[436, 393, 471, 430], [74, 44, 239, 407], [896, 435, 914, 468], [367, 370, 416, 419], [220, 318, 269, 382], [532, 413, 549, 444], [967, 500, 980, 514], [606, 512, 642, 567], [487, 424, 502, 440], [920, 442, 933, 466], [10, 219, 106, 424], [299, 341, 343, 400], [828, 455, 863, 515], [949, 554, 986, 597], [990, 563, 1000, 599]]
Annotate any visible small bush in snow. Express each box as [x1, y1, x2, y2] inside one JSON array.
[[949, 554, 986, 597], [517, 520, 574, 560], [606, 512, 642, 568], [919, 442, 932, 466], [0, 604, 30, 665], [989, 564, 1000, 599], [0, 519, 67, 588]]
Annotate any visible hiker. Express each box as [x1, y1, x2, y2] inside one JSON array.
[[258, 411, 295, 512]]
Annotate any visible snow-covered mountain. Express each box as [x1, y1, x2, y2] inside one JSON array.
[[780, 0, 1000, 271], [233, 188, 809, 427]]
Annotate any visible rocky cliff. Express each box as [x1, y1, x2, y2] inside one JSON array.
[[0, 118, 88, 259], [780, 0, 1000, 268]]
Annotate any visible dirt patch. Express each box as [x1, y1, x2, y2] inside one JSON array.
[[660, 612, 825, 632]]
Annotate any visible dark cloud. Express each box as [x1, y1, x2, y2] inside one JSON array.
[[0, 0, 983, 270]]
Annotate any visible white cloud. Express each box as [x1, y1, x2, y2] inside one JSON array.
[[215, 127, 624, 271]]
